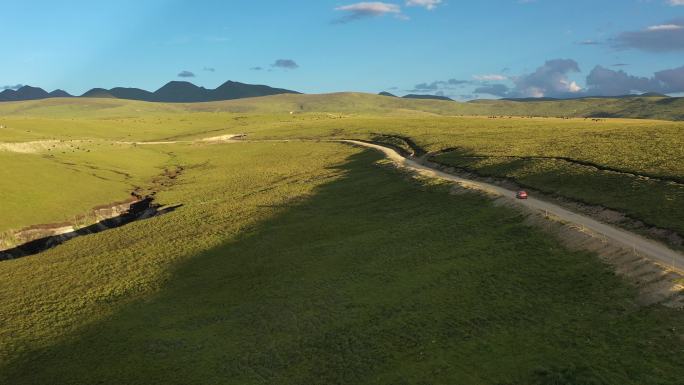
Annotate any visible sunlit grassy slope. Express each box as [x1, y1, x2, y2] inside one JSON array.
[[0, 144, 173, 231], [0, 95, 682, 236], [1, 142, 682, 385], [186, 92, 684, 120]]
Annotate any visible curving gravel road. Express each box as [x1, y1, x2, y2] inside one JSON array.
[[343, 139, 684, 275]]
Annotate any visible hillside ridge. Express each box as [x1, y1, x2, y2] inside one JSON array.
[[0, 81, 300, 103]]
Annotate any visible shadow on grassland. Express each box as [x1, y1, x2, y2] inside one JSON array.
[[3, 150, 683, 385]]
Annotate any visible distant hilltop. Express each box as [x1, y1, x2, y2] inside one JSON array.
[[378, 91, 454, 101], [0, 81, 300, 103]]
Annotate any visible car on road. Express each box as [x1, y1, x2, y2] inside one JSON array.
[[516, 190, 528, 199]]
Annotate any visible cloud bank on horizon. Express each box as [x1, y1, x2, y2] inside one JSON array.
[[466, 60, 684, 98]]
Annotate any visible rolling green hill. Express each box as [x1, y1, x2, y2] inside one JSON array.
[[194, 92, 684, 120], [2, 142, 683, 385], [0, 96, 683, 384], [1, 92, 683, 120], [3, 87, 683, 120], [0, 95, 682, 236]]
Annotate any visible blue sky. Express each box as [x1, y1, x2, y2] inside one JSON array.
[[3, 0, 683, 99]]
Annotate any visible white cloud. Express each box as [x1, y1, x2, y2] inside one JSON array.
[[476, 60, 684, 98], [473, 74, 508, 81], [647, 24, 684, 31], [561, 80, 582, 93], [405, 0, 442, 10], [335, 2, 401, 14], [668, 0, 684, 5], [334, 2, 402, 23], [613, 18, 684, 52]]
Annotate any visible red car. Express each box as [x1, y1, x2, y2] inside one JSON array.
[[516, 190, 528, 199]]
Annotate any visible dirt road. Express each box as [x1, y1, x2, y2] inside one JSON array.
[[343, 140, 684, 275], [0, 134, 243, 153], [128, 133, 243, 145]]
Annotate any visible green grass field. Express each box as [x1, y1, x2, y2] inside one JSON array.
[[0, 144, 173, 231], [1, 141, 683, 384], [1, 97, 681, 244], [431, 152, 684, 236], [1, 96, 683, 384]]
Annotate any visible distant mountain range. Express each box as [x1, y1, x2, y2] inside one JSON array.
[[378, 92, 454, 101], [402, 94, 454, 101], [0, 85, 71, 101], [2, 82, 674, 105], [0, 81, 300, 103]]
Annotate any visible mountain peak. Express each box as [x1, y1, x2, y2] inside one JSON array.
[[402, 94, 454, 102], [212, 80, 299, 100], [379, 91, 397, 97], [15, 86, 50, 100], [49, 89, 73, 98], [153, 81, 208, 102], [159, 80, 203, 88], [81, 88, 116, 98]]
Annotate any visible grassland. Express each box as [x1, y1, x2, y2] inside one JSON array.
[[1, 97, 682, 239], [432, 151, 684, 236], [0, 96, 683, 383], [1, 141, 683, 384], [0, 143, 174, 232], [231, 113, 684, 237], [2, 92, 683, 120], [179, 92, 684, 121]]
